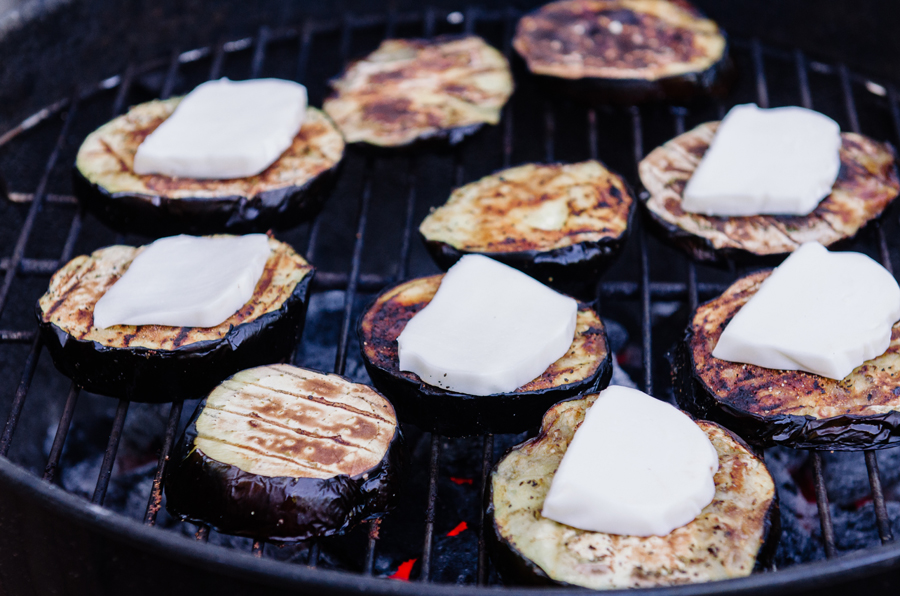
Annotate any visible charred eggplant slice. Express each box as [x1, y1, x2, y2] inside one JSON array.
[[323, 36, 513, 148], [676, 270, 900, 449], [640, 121, 900, 263], [358, 274, 611, 436], [74, 100, 344, 236], [419, 161, 634, 292], [487, 394, 779, 589], [36, 236, 313, 403], [513, 0, 732, 104], [165, 364, 404, 541]]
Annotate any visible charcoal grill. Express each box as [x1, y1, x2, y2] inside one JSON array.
[[1, 2, 900, 595]]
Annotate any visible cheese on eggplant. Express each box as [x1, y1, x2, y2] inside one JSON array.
[[134, 78, 307, 179], [397, 255, 577, 396], [542, 386, 718, 536], [713, 242, 900, 379], [683, 104, 841, 216], [93, 234, 271, 329]]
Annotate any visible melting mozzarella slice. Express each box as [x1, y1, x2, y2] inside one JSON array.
[[542, 386, 719, 536], [397, 255, 577, 396], [682, 103, 841, 216], [92, 234, 271, 329], [713, 242, 900, 379], [133, 78, 307, 179]]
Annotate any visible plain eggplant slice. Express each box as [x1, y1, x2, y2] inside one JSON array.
[[487, 394, 779, 589], [74, 100, 345, 236], [640, 121, 900, 263], [357, 274, 611, 436], [513, 0, 732, 104], [676, 270, 900, 450], [419, 161, 634, 292], [36, 236, 313, 403], [165, 364, 405, 541], [322, 35, 513, 148]]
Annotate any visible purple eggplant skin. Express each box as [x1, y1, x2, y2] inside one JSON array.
[[164, 394, 407, 542], [36, 271, 312, 404]]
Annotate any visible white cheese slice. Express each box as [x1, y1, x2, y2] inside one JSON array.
[[682, 103, 842, 216], [542, 386, 719, 536], [397, 255, 577, 396], [713, 242, 900, 379], [92, 234, 271, 329], [133, 78, 307, 180]]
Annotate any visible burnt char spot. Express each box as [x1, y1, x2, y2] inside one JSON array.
[[299, 378, 342, 399], [171, 327, 192, 348], [363, 98, 413, 123]]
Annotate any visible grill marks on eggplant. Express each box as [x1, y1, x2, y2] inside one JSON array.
[[640, 122, 900, 262], [488, 395, 778, 589], [323, 36, 513, 147]]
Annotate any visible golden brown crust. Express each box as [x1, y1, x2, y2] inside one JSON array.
[[38, 236, 313, 351], [75, 100, 345, 199], [323, 36, 513, 147], [513, 0, 726, 81], [640, 122, 900, 257]]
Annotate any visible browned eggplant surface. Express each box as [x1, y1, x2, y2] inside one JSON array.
[[677, 270, 900, 449], [74, 100, 345, 235], [358, 274, 611, 436], [419, 160, 634, 288], [323, 36, 513, 147], [37, 235, 313, 402], [488, 394, 779, 589], [640, 121, 900, 263], [165, 364, 405, 541]]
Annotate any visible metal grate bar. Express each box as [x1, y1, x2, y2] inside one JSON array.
[[395, 159, 419, 281], [838, 64, 861, 134], [41, 384, 81, 482], [864, 451, 894, 543], [363, 519, 380, 575], [0, 336, 43, 457], [587, 109, 598, 160], [812, 452, 838, 558], [161, 50, 181, 100], [629, 106, 653, 395], [476, 434, 494, 585], [424, 7, 437, 38], [91, 399, 131, 506], [143, 400, 184, 525], [250, 27, 271, 78], [0, 331, 35, 343], [6, 192, 78, 205], [669, 107, 698, 314], [795, 50, 812, 109], [111, 65, 136, 116], [296, 21, 315, 84], [752, 39, 769, 108], [59, 209, 84, 267], [419, 434, 442, 581], [209, 42, 227, 80], [544, 102, 555, 163]]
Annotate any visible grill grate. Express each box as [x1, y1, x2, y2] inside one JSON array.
[[1, 6, 900, 591]]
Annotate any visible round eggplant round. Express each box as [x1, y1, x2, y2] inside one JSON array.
[[36, 235, 313, 403], [73, 100, 345, 237], [164, 364, 405, 542], [676, 270, 900, 450], [513, 0, 733, 105], [357, 274, 612, 436], [640, 121, 900, 264], [487, 394, 779, 589], [419, 160, 635, 296], [323, 35, 513, 149]]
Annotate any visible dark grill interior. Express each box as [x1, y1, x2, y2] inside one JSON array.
[[2, 6, 900, 593]]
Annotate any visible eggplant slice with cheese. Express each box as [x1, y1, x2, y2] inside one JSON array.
[[513, 0, 733, 104], [358, 274, 611, 436], [419, 160, 634, 292], [165, 364, 405, 541], [37, 235, 313, 403], [323, 36, 514, 148], [676, 270, 900, 450], [487, 394, 778, 589], [640, 121, 900, 263], [74, 100, 344, 237]]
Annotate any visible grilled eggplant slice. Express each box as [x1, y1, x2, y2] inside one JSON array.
[[37, 236, 313, 403], [676, 270, 900, 449], [487, 394, 779, 589], [640, 121, 900, 263], [323, 36, 513, 148], [513, 0, 732, 104], [74, 99, 344, 236], [358, 274, 611, 436], [165, 364, 405, 541], [419, 161, 634, 292]]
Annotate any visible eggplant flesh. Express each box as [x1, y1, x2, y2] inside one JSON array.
[[164, 364, 405, 541], [487, 394, 779, 589], [323, 36, 513, 148], [513, 0, 732, 104], [640, 121, 900, 264], [74, 100, 345, 236], [36, 236, 313, 403], [676, 270, 900, 450], [358, 274, 611, 436], [419, 161, 634, 294]]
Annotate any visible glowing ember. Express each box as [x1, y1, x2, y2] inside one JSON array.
[[388, 558, 417, 581], [449, 477, 474, 485], [446, 521, 468, 537]]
